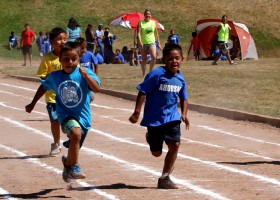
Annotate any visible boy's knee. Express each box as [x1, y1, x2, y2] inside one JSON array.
[[151, 151, 162, 157], [70, 128, 82, 140]]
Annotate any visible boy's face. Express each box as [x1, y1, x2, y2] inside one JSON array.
[[51, 33, 67, 53], [79, 42, 86, 56], [60, 50, 79, 74], [163, 50, 184, 74]]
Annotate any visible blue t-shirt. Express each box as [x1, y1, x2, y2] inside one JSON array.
[[115, 53, 125, 64], [80, 51, 98, 71], [95, 53, 104, 64], [66, 27, 81, 42], [41, 67, 100, 129], [137, 66, 188, 127], [9, 35, 18, 45], [36, 35, 45, 51], [168, 34, 179, 45], [43, 38, 51, 54]]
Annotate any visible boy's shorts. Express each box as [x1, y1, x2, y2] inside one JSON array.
[[22, 45, 32, 55], [61, 117, 88, 148], [46, 103, 58, 122], [147, 121, 181, 152]]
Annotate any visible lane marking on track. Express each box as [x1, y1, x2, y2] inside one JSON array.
[[0, 188, 17, 200], [99, 115, 276, 160], [1, 101, 280, 189], [0, 114, 230, 200], [0, 144, 120, 200]]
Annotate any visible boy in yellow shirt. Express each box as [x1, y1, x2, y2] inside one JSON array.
[[26, 27, 67, 156]]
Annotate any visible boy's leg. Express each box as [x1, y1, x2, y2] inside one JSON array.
[[65, 127, 81, 167], [162, 140, 180, 175]]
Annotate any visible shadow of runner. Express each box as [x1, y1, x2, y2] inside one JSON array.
[[70, 183, 153, 191], [0, 154, 52, 160], [0, 188, 69, 199], [217, 160, 280, 165]]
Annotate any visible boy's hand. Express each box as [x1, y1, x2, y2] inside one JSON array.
[[79, 67, 87, 78], [25, 103, 35, 113], [181, 116, 190, 130], [129, 112, 140, 123]]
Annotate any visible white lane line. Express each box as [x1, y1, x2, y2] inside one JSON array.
[[0, 115, 229, 200], [99, 115, 277, 160], [0, 188, 17, 200], [195, 125, 280, 147], [0, 144, 119, 200], [1, 102, 280, 188]]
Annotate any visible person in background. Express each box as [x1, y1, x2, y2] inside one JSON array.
[[94, 24, 104, 56], [94, 47, 104, 64], [75, 37, 99, 75], [212, 15, 236, 65], [102, 30, 114, 64], [137, 9, 162, 76], [129, 44, 189, 189], [188, 32, 200, 61], [36, 31, 45, 59], [43, 31, 51, 55], [9, 31, 19, 50], [25, 27, 68, 156], [167, 29, 179, 45], [112, 48, 125, 64], [85, 24, 95, 52], [66, 17, 82, 42], [20, 23, 36, 66], [121, 46, 133, 64]]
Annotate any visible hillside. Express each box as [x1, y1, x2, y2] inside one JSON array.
[[0, 0, 280, 58]]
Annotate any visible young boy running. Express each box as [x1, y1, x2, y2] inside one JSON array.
[[26, 42, 101, 182], [129, 44, 190, 189], [26, 27, 67, 156]]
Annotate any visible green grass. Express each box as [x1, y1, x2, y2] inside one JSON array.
[[1, 58, 279, 118], [0, 0, 279, 119], [0, 0, 280, 59]]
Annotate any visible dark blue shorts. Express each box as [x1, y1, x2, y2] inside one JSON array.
[[46, 103, 58, 122], [147, 121, 181, 152]]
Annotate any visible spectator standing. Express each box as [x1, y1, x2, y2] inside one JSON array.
[[85, 24, 95, 52], [137, 9, 162, 76], [43, 31, 51, 55], [66, 17, 82, 42], [36, 31, 45, 59], [94, 24, 104, 56], [212, 15, 236, 65], [20, 23, 36, 66], [188, 32, 200, 61], [102, 30, 114, 64], [167, 29, 179, 45], [9, 31, 19, 49]]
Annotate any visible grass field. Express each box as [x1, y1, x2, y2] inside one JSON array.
[[0, 1, 279, 119], [0, 56, 279, 119]]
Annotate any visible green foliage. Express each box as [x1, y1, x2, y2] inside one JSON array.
[[0, 0, 279, 59]]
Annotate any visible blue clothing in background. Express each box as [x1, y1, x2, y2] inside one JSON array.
[[80, 51, 98, 71], [66, 27, 81, 42]]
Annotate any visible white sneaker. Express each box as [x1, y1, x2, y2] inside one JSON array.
[[49, 143, 61, 156]]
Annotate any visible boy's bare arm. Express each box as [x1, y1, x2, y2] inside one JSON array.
[[25, 84, 47, 113], [180, 99, 190, 130], [79, 67, 101, 93], [129, 91, 145, 123]]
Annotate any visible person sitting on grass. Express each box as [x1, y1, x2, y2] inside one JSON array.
[[8, 31, 19, 50], [112, 49, 125, 64]]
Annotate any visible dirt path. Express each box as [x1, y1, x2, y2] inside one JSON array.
[[0, 75, 280, 200]]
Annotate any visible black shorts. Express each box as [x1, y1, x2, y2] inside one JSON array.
[[22, 45, 32, 55], [147, 121, 181, 152]]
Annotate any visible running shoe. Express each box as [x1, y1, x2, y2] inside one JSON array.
[[61, 155, 86, 183], [49, 143, 61, 156], [157, 176, 178, 189]]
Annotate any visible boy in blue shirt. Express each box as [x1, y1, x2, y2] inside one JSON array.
[[9, 31, 19, 49], [129, 44, 190, 189], [112, 49, 125, 64], [26, 42, 101, 182]]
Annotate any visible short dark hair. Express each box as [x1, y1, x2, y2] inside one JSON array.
[[75, 37, 86, 46], [49, 27, 66, 41], [162, 44, 183, 58], [60, 42, 80, 59]]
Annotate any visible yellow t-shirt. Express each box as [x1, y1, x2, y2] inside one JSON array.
[[36, 52, 62, 103]]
